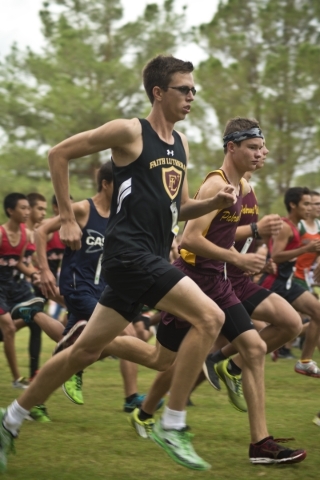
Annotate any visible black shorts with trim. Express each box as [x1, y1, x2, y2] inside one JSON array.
[[260, 276, 306, 304], [157, 303, 255, 352], [99, 252, 185, 322], [241, 288, 272, 317], [0, 279, 34, 315]]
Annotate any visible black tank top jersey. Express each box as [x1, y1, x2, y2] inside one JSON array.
[[59, 199, 108, 298], [102, 119, 187, 264]]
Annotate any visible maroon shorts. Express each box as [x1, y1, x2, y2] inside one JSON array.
[[229, 274, 272, 315], [165, 259, 240, 323], [161, 258, 240, 330]]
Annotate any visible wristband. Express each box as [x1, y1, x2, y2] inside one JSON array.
[[250, 222, 261, 240]]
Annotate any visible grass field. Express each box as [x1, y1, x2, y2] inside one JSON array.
[[1, 328, 320, 480]]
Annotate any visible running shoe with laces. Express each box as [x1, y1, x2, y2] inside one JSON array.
[[123, 394, 164, 413], [202, 355, 221, 390], [62, 372, 84, 405], [26, 404, 51, 423], [12, 377, 29, 389], [0, 409, 16, 474], [294, 360, 320, 378], [151, 420, 211, 471], [214, 359, 247, 412], [129, 408, 155, 438], [11, 297, 45, 323], [249, 436, 307, 464], [52, 320, 87, 356]]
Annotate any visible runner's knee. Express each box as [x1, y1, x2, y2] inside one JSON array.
[[242, 338, 267, 363], [198, 308, 225, 339], [0, 319, 16, 338]]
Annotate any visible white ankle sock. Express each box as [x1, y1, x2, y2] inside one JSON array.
[[161, 406, 186, 430], [3, 400, 29, 436]]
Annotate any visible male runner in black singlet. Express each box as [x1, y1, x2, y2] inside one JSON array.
[[129, 118, 306, 465], [0, 55, 237, 473]]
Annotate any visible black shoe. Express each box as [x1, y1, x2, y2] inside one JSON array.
[[202, 356, 221, 390], [52, 320, 87, 355], [278, 347, 296, 359], [249, 436, 306, 464], [11, 297, 45, 323]]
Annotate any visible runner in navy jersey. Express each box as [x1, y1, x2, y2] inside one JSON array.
[[0, 54, 237, 473], [0, 193, 45, 390], [128, 118, 306, 465], [32, 162, 154, 412]]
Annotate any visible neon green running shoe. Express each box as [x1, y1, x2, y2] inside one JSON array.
[[27, 404, 51, 423], [129, 408, 155, 439], [151, 420, 211, 471], [62, 372, 84, 405], [214, 359, 247, 412], [0, 409, 16, 474]]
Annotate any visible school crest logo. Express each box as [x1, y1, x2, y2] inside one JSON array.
[[162, 166, 182, 200]]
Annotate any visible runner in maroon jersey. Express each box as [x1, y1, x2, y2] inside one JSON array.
[[129, 118, 306, 465], [0, 193, 44, 389], [202, 150, 317, 392]]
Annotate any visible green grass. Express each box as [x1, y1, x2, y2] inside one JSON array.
[[1, 329, 320, 479]]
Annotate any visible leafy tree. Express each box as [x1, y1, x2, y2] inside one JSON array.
[[0, 0, 187, 221], [193, 0, 320, 213]]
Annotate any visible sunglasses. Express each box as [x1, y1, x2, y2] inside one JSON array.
[[168, 86, 196, 96]]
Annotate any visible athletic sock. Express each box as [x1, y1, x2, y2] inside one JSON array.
[[161, 406, 186, 430], [227, 359, 242, 376], [138, 408, 153, 421], [3, 399, 29, 436], [125, 393, 138, 403], [207, 349, 227, 364]]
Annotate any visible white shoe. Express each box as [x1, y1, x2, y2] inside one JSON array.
[[12, 377, 29, 389]]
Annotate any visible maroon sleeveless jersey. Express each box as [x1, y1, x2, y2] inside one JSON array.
[[180, 169, 244, 275], [227, 187, 258, 277]]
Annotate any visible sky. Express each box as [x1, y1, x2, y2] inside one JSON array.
[[0, 0, 219, 60]]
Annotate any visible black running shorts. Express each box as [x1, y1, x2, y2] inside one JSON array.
[[99, 252, 185, 322]]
